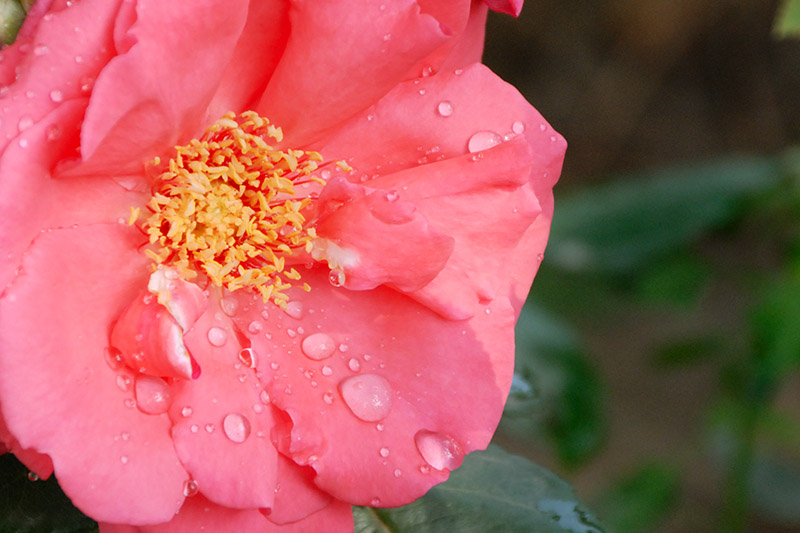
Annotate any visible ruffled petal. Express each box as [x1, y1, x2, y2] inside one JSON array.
[[169, 297, 279, 510], [226, 270, 514, 506], [484, 0, 524, 17], [256, 0, 451, 146], [0, 224, 187, 524], [78, 0, 249, 176], [266, 454, 331, 524]]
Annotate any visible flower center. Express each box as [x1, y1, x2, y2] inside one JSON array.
[[132, 111, 327, 308]]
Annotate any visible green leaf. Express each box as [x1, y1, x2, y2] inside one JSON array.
[[0, 0, 26, 45], [595, 463, 680, 533], [504, 305, 605, 467], [651, 335, 723, 368], [751, 276, 800, 394], [353, 445, 606, 533], [0, 455, 97, 533], [635, 254, 710, 308], [547, 155, 782, 274], [775, 0, 800, 38]]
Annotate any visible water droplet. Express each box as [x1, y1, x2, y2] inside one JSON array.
[[207, 327, 228, 347], [363, 354, 372, 361], [116, 374, 132, 391], [328, 269, 345, 287], [339, 374, 393, 422], [260, 390, 271, 404], [419, 465, 431, 474], [45, 124, 61, 141], [348, 358, 361, 372], [323, 392, 335, 405], [437, 101, 453, 117], [27, 471, 39, 481], [252, 403, 264, 413], [539, 123, 547, 131], [384, 190, 399, 202], [321, 365, 333, 376], [284, 301, 303, 319], [379, 447, 390, 457], [467, 131, 502, 153], [338, 343, 349, 352], [49, 89, 63, 103], [376, 423, 384, 432], [512, 120, 526, 134], [181, 406, 193, 417], [414, 430, 463, 471], [74, 55, 83, 63], [121, 432, 130, 441], [301, 333, 336, 360], [247, 320, 262, 334], [18, 116, 33, 132], [270, 362, 280, 370], [134, 375, 173, 415], [190, 424, 199, 433], [394, 469, 402, 477], [220, 297, 238, 316], [383, 33, 391, 41], [222, 413, 251, 443], [33, 45, 49, 56], [120, 455, 129, 464], [454, 68, 464, 75], [104, 346, 124, 370], [183, 479, 199, 497], [204, 423, 215, 433], [370, 498, 381, 506], [238, 348, 257, 368]]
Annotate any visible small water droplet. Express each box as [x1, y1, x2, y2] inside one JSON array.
[[393, 469, 402, 477], [384, 190, 399, 202], [338, 343, 349, 352], [220, 297, 238, 316], [120, 455, 129, 464], [183, 479, 199, 497], [454, 68, 463, 75], [238, 348, 257, 368], [104, 346, 124, 370], [49, 89, 63, 103], [27, 471, 39, 481], [320, 169, 331, 180], [512, 120, 526, 134], [270, 362, 280, 370], [370, 498, 381, 506], [260, 390, 271, 404], [414, 430, 463, 471], [437, 101, 453, 117], [190, 424, 199, 433], [302, 333, 336, 360], [18, 138, 28, 148], [134, 375, 173, 415], [321, 365, 333, 376], [247, 320, 262, 334], [74, 55, 83, 63], [419, 465, 431, 474], [222, 413, 251, 443], [181, 406, 193, 417], [376, 423, 384, 432], [323, 392, 335, 405], [284, 300, 303, 319], [339, 374, 393, 422], [204, 423, 215, 433], [33, 45, 49, 56], [45, 124, 61, 141], [207, 327, 228, 347], [18, 116, 33, 132], [252, 403, 264, 413], [467, 131, 502, 153], [379, 447, 390, 457], [116, 374, 132, 391], [328, 269, 345, 287], [383, 32, 391, 41], [348, 358, 361, 372]]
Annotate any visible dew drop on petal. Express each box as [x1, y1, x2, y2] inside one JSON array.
[[284, 300, 303, 319], [205, 423, 215, 433], [414, 430, 464, 471], [436, 101, 453, 117], [45, 124, 61, 141], [190, 424, 199, 433], [33, 45, 48, 56], [120, 455, 129, 464], [27, 472, 39, 482], [220, 297, 238, 316], [348, 358, 361, 372], [370, 498, 381, 507], [104, 346, 123, 370], [181, 406, 193, 417], [116, 374, 132, 392], [222, 413, 251, 443], [134, 375, 173, 415], [18, 116, 33, 132], [321, 365, 333, 376], [302, 333, 336, 360], [394, 469, 402, 477], [183, 479, 199, 497], [260, 390, 271, 404], [207, 327, 228, 347], [379, 447, 390, 458], [323, 392, 335, 405], [467, 131, 502, 153], [49, 89, 63, 103], [512, 120, 526, 134], [328, 269, 345, 287], [248, 320, 263, 334], [339, 374, 393, 422], [238, 348, 257, 368]]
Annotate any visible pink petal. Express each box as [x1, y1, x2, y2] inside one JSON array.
[[99, 495, 353, 533], [0, 408, 54, 478], [437, 1, 489, 71], [313, 177, 454, 292], [266, 454, 331, 524], [79, 0, 249, 176], [256, 0, 451, 146], [0, 225, 187, 524], [226, 270, 515, 506], [169, 297, 278, 510], [0, 0, 120, 158], [484, 0, 524, 17]]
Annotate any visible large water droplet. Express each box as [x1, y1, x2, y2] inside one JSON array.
[[414, 430, 463, 471], [183, 479, 199, 497], [207, 326, 228, 347], [223, 413, 251, 443], [512, 120, 526, 134], [238, 348, 257, 368], [134, 375, 173, 415], [284, 301, 303, 319], [247, 320, 262, 334], [437, 101, 454, 117], [328, 269, 345, 287], [339, 374, 393, 422], [301, 333, 336, 360], [379, 447, 390, 457], [348, 358, 361, 372], [467, 131, 502, 153]]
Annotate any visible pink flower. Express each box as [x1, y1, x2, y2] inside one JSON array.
[[0, 0, 565, 530]]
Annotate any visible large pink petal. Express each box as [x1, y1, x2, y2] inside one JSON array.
[[0, 0, 121, 157], [266, 454, 331, 524], [226, 270, 515, 506], [485, 0, 524, 17], [0, 100, 147, 293], [169, 297, 279, 510], [256, 0, 451, 146], [99, 495, 352, 533], [78, 0, 249, 176], [0, 407, 54, 478], [0, 224, 187, 524]]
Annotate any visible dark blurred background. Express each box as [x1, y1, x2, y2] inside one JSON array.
[[484, 1, 800, 532]]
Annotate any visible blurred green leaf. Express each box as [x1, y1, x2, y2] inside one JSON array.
[[0, 0, 25, 45], [595, 463, 680, 533], [0, 455, 97, 533], [775, 0, 800, 38], [547, 155, 782, 274], [504, 305, 605, 467], [751, 276, 800, 394], [635, 255, 710, 308], [750, 454, 800, 525], [651, 335, 723, 368], [353, 445, 605, 533]]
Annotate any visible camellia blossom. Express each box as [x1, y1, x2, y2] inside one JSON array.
[[0, 0, 565, 531]]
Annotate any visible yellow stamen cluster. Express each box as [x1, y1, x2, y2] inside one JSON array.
[[136, 111, 325, 308]]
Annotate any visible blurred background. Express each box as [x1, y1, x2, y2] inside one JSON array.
[[484, 1, 800, 532]]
